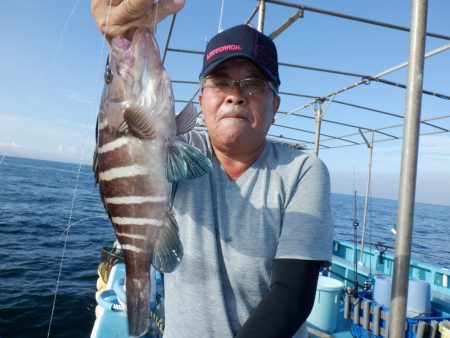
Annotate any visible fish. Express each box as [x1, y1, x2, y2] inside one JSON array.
[[93, 27, 211, 337]]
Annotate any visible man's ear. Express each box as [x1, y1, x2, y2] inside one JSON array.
[[272, 95, 281, 123]]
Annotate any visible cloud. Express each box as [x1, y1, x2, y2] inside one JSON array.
[[0, 112, 95, 164], [419, 134, 450, 155], [0, 141, 21, 149], [63, 92, 99, 107]]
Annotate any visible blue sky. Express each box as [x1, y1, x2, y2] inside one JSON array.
[[0, 0, 449, 205]]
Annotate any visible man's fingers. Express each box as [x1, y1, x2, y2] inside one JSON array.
[[121, 0, 153, 20], [91, 0, 185, 41], [155, 0, 185, 22]]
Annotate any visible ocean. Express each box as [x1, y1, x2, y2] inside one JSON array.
[[0, 156, 449, 338]]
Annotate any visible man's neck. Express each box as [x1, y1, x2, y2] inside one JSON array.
[[213, 143, 266, 181]]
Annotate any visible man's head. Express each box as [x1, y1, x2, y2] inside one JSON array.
[[199, 24, 280, 90], [198, 25, 281, 159]]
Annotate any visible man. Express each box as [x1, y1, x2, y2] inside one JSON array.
[[92, 1, 334, 337]]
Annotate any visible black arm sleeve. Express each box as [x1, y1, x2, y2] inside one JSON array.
[[235, 259, 323, 338]]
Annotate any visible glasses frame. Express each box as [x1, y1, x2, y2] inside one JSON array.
[[201, 76, 278, 96]]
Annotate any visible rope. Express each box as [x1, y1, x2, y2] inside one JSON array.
[[149, 310, 165, 334]]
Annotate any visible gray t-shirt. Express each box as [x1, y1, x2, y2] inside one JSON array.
[[163, 131, 334, 338]]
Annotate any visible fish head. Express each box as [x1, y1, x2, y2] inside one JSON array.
[[100, 27, 175, 132]]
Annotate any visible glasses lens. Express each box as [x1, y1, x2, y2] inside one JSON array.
[[203, 77, 230, 92], [240, 78, 267, 94]]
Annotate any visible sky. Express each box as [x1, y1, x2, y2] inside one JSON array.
[[0, 0, 449, 205]]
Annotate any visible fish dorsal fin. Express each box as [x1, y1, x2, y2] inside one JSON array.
[[152, 211, 183, 273], [176, 101, 197, 136], [166, 139, 212, 182], [93, 116, 100, 186], [123, 106, 156, 139], [93, 146, 99, 186]]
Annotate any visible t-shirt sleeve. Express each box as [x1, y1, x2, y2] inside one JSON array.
[[275, 155, 334, 265]]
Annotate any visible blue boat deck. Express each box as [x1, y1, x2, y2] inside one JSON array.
[[307, 241, 450, 338], [91, 240, 450, 337]]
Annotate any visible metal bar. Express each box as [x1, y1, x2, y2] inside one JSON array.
[[245, 4, 260, 25], [267, 133, 317, 146], [279, 93, 449, 132], [279, 62, 450, 100], [262, 0, 450, 40], [359, 130, 374, 264], [268, 9, 303, 40], [389, 1, 428, 337], [278, 111, 400, 139], [171, 79, 199, 85], [321, 128, 450, 150], [273, 123, 359, 144], [275, 42, 450, 121], [313, 101, 323, 157], [373, 78, 450, 100], [162, 14, 177, 63], [258, 0, 266, 32], [279, 61, 368, 78]]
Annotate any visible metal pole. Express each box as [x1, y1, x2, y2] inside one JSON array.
[[162, 14, 177, 64], [268, 9, 303, 40], [258, 0, 266, 32], [359, 130, 374, 264], [389, 1, 428, 337], [312, 101, 323, 157]]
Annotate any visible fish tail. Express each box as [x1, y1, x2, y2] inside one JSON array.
[[124, 253, 151, 337]]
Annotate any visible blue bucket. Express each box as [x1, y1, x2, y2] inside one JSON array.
[[307, 276, 345, 333]]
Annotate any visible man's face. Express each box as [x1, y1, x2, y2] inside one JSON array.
[[199, 58, 280, 155]]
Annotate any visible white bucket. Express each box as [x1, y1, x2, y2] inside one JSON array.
[[373, 276, 431, 315]]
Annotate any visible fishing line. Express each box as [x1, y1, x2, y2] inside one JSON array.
[[47, 1, 114, 337], [153, 0, 159, 34], [59, 215, 109, 240], [218, 0, 225, 32], [0, 0, 81, 166]]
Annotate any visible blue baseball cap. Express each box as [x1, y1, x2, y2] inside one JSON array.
[[199, 24, 280, 86]]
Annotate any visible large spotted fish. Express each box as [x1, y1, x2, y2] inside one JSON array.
[[94, 27, 211, 337]]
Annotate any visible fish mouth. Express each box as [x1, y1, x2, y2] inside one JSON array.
[[111, 28, 159, 70]]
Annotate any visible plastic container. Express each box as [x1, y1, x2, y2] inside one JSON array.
[[307, 276, 345, 333], [440, 320, 450, 338], [406, 279, 431, 316], [373, 276, 392, 308], [373, 276, 431, 315]]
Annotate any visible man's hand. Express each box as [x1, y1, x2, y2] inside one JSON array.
[[91, 0, 185, 42]]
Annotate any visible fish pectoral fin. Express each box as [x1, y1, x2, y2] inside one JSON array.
[[176, 101, 197, 135], [166, 140, 188, 182], [123, 106, 156, 140], [152, 211, 183, 273], [166, 139, 212, 182]]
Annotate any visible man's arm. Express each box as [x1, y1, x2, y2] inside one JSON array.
[[235, 259, 322, 338]]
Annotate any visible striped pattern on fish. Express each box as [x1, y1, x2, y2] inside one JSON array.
[[93, 27, 211, 338]]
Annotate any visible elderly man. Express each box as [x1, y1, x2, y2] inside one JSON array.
[[92, 1, 334, 337]]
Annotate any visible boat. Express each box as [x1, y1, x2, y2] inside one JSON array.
[[91, 0, 450, 337], [90, 239, 450, 338]]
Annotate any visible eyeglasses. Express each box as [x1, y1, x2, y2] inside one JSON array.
[[202, 77, 278, 96]]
